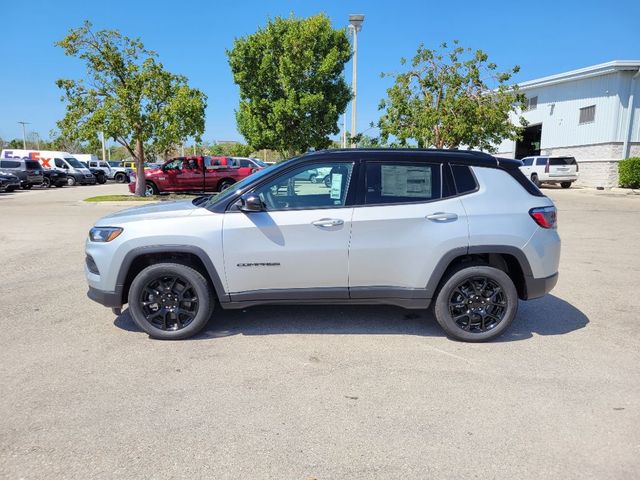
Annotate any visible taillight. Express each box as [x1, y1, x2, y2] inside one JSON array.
[[529, 206, 557, 229], [544, 160, 549, 173]]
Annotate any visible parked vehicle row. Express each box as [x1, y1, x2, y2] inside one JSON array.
[[128, 156, 267, 196]]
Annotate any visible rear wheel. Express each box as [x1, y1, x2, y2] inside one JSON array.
[[145, 181, 159, 196], [67, 176, 77, 186], [560, 181, 572, 189], [128, 263, 214, 340], [218, 179, 235, 192], [530, 173, 541, 188], [323, 175, 331, 187], [433, 265, 518, 342], [309, 174, 318, 184]]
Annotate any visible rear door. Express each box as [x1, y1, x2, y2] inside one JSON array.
[[348, 158, 468, 299], [548, 157, 578, 177]]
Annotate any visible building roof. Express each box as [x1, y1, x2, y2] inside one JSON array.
[[518, 60, 640, 90]]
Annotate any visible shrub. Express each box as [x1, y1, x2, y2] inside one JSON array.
[[618, 157, 640, 188]]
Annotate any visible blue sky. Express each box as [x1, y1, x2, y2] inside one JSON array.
[[1, 0, 638, 146]]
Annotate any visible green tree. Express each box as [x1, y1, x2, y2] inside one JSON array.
[[378, 41, 526, 151], [227, 14, 352, 157], [55, 21, 207, 195]]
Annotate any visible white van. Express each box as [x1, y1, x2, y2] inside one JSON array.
[[0, 149, 96, 186]]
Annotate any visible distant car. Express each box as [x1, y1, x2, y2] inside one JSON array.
[[42, 169, 67, 188], [0, 158, 44, 189], [107, 161, 132, 183], [232, 157, 269, 171], [80, 162, 107, 184], [0, 171, 21, 192], [520, 156, 579, 188]]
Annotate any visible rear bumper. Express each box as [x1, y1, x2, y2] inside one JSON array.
[[524, 272, 558, 300], [87, 286, 122, 308]]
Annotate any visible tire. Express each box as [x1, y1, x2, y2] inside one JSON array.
[[97, 174, 107, 184], [67, 176, 77, 186], [530, 173, 541, 188], [42, 177, 51, 188], [561, 182, 572, 189], [145, 181, 159, 196], [5, 186, 17, 192], [128, 263, 214, 340], [323, 175, 331, 187], [309, 174, 317, 184], [433, 265, 518, 342], [218, 179, 234, 192], [22, 184, 32, 190], [114, 172, 126, 183], [55, 182, 64, 188]]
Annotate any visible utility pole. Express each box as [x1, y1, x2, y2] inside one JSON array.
[[18, 121, 29, 149], [100, 131, 106, 161], [342, 113, 347, 148], [348, 14, 364, 148]]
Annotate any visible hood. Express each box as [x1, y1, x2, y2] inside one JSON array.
[[96, 199, 198, 225]]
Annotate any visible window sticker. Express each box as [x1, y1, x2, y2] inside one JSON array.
[[381, 166, 432, 197], [330, 173, 343, 199]]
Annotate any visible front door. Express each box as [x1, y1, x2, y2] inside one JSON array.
[[222, 161, 356, 298], [348, 160, 468, 298]]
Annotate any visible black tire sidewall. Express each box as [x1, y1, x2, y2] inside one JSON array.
[[433, 266, 518, 342], [561, 182, 572, 189], [531, 174, 540, 187], [115, 173, 125, 183], [43, 178, 51, 188], [128, 263, 213, 340]]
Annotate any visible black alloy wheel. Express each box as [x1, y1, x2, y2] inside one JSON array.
[[139, 275, 199, 331], [42, 177, 51, 188], [448, 277, 507, 333]]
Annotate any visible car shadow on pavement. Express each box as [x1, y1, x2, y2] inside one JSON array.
[[113, 294, 588, 342]]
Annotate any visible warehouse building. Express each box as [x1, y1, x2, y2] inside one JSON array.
[[494, 60, 640, 187]]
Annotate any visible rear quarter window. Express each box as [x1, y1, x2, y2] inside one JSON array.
[[451, 165, 478, 194]]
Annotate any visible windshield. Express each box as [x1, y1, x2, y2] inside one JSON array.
[[65, 157, 84, 169], [252, 158, 268, 167], [200, 157, 297, 208]]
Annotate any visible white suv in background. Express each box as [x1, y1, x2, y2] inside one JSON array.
[[520, 156, 579, 188], [85, 149, 561, 342]]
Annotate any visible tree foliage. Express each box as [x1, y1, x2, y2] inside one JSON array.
[[208, 142, 255, 158], [55, 21, 207, 195], [227, 14, 352, 157], [378, 41, 526, 151]]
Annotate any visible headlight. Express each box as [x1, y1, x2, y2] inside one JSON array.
[[89, 227, 123, 242]]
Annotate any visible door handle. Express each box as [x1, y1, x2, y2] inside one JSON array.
[[426, 212, 458, 222], [312, 218, 344, 227]]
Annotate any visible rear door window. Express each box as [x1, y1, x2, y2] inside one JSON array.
[[25, 160, 41, 170], [365, 162, 441, 205], [549, 157, 577, 166], [535, 158, 547, 166]]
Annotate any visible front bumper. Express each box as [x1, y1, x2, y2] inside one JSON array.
[[87, 286, 122, 308], [524, 272, 558, 300]]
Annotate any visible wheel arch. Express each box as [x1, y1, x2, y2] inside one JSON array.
[[116, 245, 228, 306], [217, 177, 236, 191], [426, 246, 534, 300]]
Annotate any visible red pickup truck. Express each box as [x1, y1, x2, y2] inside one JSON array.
[[129, 156, 260, 195]]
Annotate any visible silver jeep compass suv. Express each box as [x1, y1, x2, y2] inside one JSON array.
[[86, 149, 560, 342]]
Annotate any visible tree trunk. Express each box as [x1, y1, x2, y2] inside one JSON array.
[[134, 139, 146, 196]]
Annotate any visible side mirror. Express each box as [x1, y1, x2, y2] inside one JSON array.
[[239, 193, 264, 212]]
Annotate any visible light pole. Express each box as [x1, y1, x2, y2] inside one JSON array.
[[348, 14, 364, 148], [100, 131, 107, 161], [18, 121, 29, 149]]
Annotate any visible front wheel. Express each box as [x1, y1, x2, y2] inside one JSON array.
[[114, 172, 126, 183], [323, 175, 331, 187], [97, 174, 107, 184], [530, 173, 541, 188], [128, 263, 214, 340], [433, 265, 518, 342], [560, 182, 572, 189], [309, 174, 318, 184], [42, 177, 51, 188], [67, 176, 77, 186]]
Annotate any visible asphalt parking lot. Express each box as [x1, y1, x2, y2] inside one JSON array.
[[1, 184, 639, 479]]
